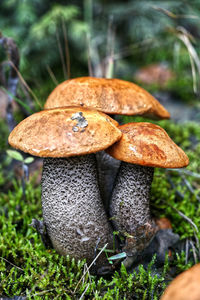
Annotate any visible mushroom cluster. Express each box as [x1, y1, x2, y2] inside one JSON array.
[[8, 76, 189, 269], [44, 76, 170, 209]]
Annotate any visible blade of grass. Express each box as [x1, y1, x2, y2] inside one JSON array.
[[173, 26, 200, 94], [152, 6, 199, 20], [86, 33, 93, 77], [0, 256, 24, 271], [167, 168, 200, 179], [46, 65, 59, 86], [62, 19, 71, 79], [56, 29, 67, 79], [74, 243, 108, 293], [105, 16, 115, 79]]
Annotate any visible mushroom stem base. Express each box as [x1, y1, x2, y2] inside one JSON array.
[[110, 163, 157, 257]]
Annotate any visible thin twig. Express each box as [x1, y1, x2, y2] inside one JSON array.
[[169, 203, 200, 257], [74, 243, 108, 293], [173, 26, 200, 94], [111, 38, 155, 61], [152, 6, 199, 20], [18, 80, 35, 115], [2, 60, 42, 109], [194, 232, 200, 259], [56, 29, 67, 79], [166, 168, 200, 179], [174, 207, 199, 234], [185, 238, 189, 264], [165, 199, 200, 258], [62, 19, 71, 79], [86, 33, 93, 77], [0, 256, 24, 271], [105, 15, 115, 78], [163, 200, 199, 234], [46, 65, 59, 86], [79, 283, 89, 300], [189, 240, 198, 263], [81, 263, 95, 297], [82, 264, 88, 285], [182, 176, 200, 202], [167, 174, 185, 200], [24, 269, 49, 297], [32, 289, 55, 297], [176, 30, 198, 93]]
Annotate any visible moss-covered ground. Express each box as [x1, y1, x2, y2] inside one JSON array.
[[0, 117, 200, 299]]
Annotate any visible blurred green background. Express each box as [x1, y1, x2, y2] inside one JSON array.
[[1, 0, 200, 109]]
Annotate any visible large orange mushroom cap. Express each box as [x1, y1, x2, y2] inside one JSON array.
[[44, 77, 170, 119], [8, 106, 122, 158], [106, 122, 189, 168], [161, 264, 200, 300]]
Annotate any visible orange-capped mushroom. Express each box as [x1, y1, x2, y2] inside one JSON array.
[[107, 122, 189, 168], [9, 106, 121, 158], [44, 76, 170, 119], [8, 107, 122, 266], [106, 122, 189, 268], [161, 264, 200, 300]]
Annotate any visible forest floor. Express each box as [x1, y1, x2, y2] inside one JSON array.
[[0, 92, 200, 299]]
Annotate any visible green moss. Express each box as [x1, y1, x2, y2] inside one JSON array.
[[0, 118, 9, 152], [0, 119, 200, 298], [0, 180, 169, 299], [145, 120, 200, 241]]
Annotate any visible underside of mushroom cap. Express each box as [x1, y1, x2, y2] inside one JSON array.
[[44, 77, 170, 119], [106, 122, 189, 168], [8, 106, 122, 157]]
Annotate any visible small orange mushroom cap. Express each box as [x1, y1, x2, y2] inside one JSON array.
[[44, 77, 170, 119], [161, 264, 200, 300], [8, 107, 122, 158], [106, 122, 189, 168]]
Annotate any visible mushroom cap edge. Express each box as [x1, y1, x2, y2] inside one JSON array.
[[8, 106, 122, 158], [106, 122, 189, 169]]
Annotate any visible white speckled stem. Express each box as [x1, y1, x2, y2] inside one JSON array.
[[41, 154, 113, 265], [110, 163, 156, 255]]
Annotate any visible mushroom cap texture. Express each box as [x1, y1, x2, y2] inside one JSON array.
[[161, 264, 200, 300], [8, 107, 122, 157], [106, 122, 189, 168], [44, 76, 170, 119]]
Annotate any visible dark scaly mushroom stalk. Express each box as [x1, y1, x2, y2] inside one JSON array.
[[107, 122, 189, 268], [109, 163, 157, 267], [42, 154, 113, 264]]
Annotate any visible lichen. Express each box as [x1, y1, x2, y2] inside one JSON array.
[[71, 111, 88, 132]]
